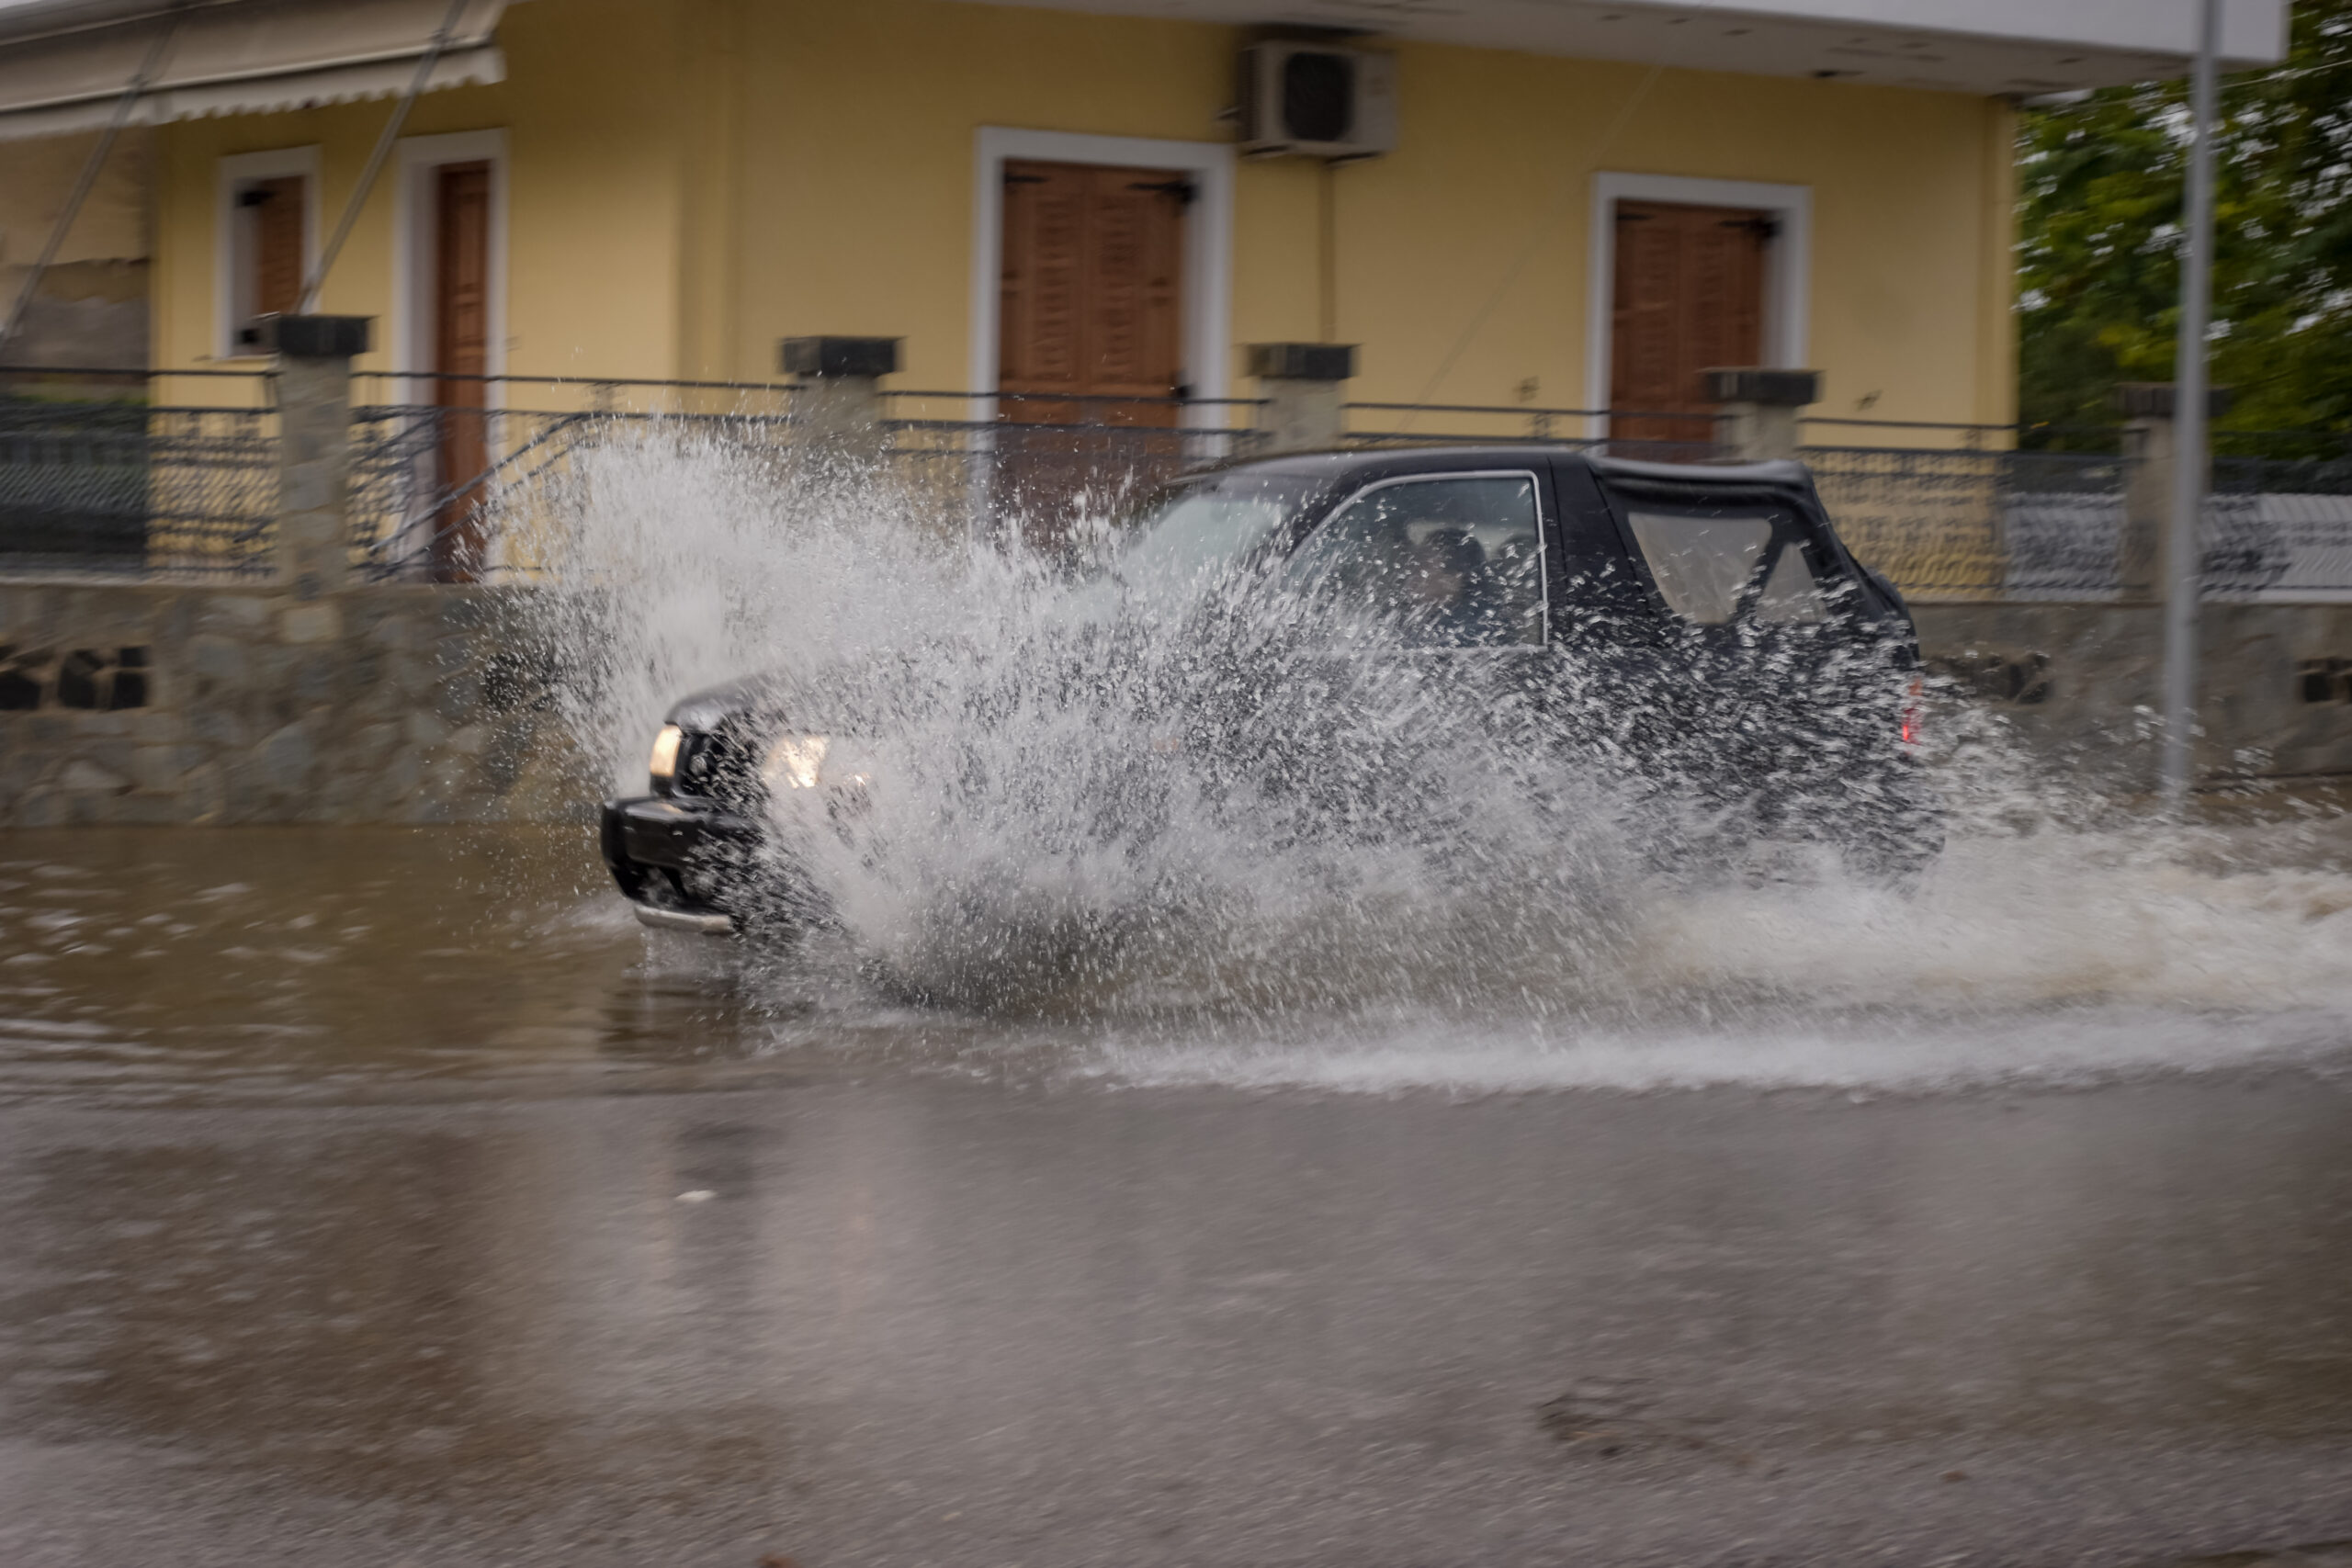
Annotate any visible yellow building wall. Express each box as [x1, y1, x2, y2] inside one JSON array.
[[4, 128, 149, 266], [153, 0, 693, 389], [150, 0, 2017, 429]]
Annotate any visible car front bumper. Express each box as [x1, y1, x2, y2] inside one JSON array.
[[599, 794, 763, 935]]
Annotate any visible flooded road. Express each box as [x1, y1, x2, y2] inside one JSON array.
[[4, 825, 2352, 1566]]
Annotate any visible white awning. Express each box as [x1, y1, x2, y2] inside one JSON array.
[[944, 0, 2290, 94], [0, 0, 507, 141]]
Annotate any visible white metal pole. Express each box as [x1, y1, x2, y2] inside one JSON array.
[[2161, 0, 2222, 807]]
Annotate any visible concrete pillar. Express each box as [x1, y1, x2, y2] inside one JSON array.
[[264, 313, 370, 596], [1705, 367, 1821, 461], [781, 335, 899, 461], [2115, 382, 2233, 603], [1249, 343, 1355, 455]]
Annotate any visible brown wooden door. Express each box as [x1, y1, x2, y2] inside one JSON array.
[[432, 161, 492, 581], [999, 159, 1186, 429], [1609, 200, 1771, 447]]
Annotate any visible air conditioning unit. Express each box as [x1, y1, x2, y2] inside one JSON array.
[[1238, 41, 1397, 161]]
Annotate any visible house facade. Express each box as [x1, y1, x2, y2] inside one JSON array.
[[0, 0, 2291, 433]]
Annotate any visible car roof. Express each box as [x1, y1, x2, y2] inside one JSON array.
[[1588, 453, 1811, 488], [1218, 444, 1811, 491]]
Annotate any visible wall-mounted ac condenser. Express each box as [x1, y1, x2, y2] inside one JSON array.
[[1238, 41, 1397, 161]]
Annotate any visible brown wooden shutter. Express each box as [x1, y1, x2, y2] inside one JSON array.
[[1000, 160, 1085, 403], [1609, 200, 1770, 446], [249, 175, 305, 321], [1082, 164, 1183, 412], [999, 159, 1184, 429]]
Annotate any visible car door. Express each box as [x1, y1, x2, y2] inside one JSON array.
[[1541, 453, 1678, 724], [1258, 467, 1554, 826]]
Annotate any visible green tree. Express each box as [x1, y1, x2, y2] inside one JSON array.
[[2018, 0, 2352, 450]]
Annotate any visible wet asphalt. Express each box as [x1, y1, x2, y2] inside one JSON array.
[[1, 828, 2349, 1567]]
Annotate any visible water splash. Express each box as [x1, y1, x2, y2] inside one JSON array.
[[511, 431, 2352, 1089]]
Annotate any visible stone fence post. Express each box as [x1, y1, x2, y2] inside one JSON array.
[[2115, 382, 2233, 603], [1705, 367, 1821, 461], [263, 313, 370, 598], [1249, 343, 1355, 455], [782, 335, 899, 462]]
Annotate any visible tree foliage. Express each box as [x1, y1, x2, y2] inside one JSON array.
[[2018, 1, 2352, 446]]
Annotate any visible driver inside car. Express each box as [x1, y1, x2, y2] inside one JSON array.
[[1400, 526, 1506, 647]]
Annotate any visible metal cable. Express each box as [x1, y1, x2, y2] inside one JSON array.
[[0, 6, 184, 346], [296, 0, 473, 313]]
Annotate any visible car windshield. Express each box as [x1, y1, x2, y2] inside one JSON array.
[[1112, 472, 1320, 598]]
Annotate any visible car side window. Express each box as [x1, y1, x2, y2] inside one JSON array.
[[1626, 506, 1826, 626], [1282, 475, 1545, 648], [1752, 543, 1827, 624], [1626, 512, 1770, 625]]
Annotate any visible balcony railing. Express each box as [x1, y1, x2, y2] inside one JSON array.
[[8, 369, 2352, 604]]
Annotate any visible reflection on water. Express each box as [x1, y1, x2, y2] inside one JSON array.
[[1, 1061, 2348, 1563], [6, 817, 2352, 1103], [4, 1119, 789, 1524], [0, 826, 1014, 1104], [2, 825, 2351, 1562]]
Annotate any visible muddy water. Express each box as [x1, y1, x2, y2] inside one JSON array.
[[0, 826, 868, 1103], [11, 813, 2352, 1100], [2, 824, 2351, 1566]]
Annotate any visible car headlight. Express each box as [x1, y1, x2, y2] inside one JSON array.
[[648, 724, 683, 785], [760, 733, 876, 794]]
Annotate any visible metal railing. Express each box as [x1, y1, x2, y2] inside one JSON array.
[[11, 367, 2352, 602], [2211, 454, 2352, 602], [1341, 400, 1729, 463], [0, 389, 279, 579], [347, 374, 814, 578], [335, 391, 2352, 597], [0, 364, 279, 410], [1803, 445, 2352, 601], [349, 404, 612, 579], [348, 370, 802, 418], [1802, 415, 2024, 449], [888, 392, 1265, 547], [345, 389, 1272, 579], [1803, 446, 2130, 601]]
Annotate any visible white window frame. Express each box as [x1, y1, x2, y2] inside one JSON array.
[[390, 129, 510, 407], [1584, 172, 1813, 439], [969, 127, 1235, 428], [213, 146, 321, 360]]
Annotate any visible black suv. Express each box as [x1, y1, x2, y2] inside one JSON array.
[[601, 446, 1936, 934]]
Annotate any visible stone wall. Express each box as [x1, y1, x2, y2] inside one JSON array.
[[1915, 601, 2352, 786], [7, 580, 2352, 828], [0, 580, 583, 827]]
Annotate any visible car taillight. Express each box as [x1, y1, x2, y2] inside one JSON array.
[[1901, 677, 1922, 746]]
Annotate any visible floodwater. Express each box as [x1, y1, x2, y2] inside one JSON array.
[[3, 822, 2352, 1566], [9, 436, 2352, 1562]]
